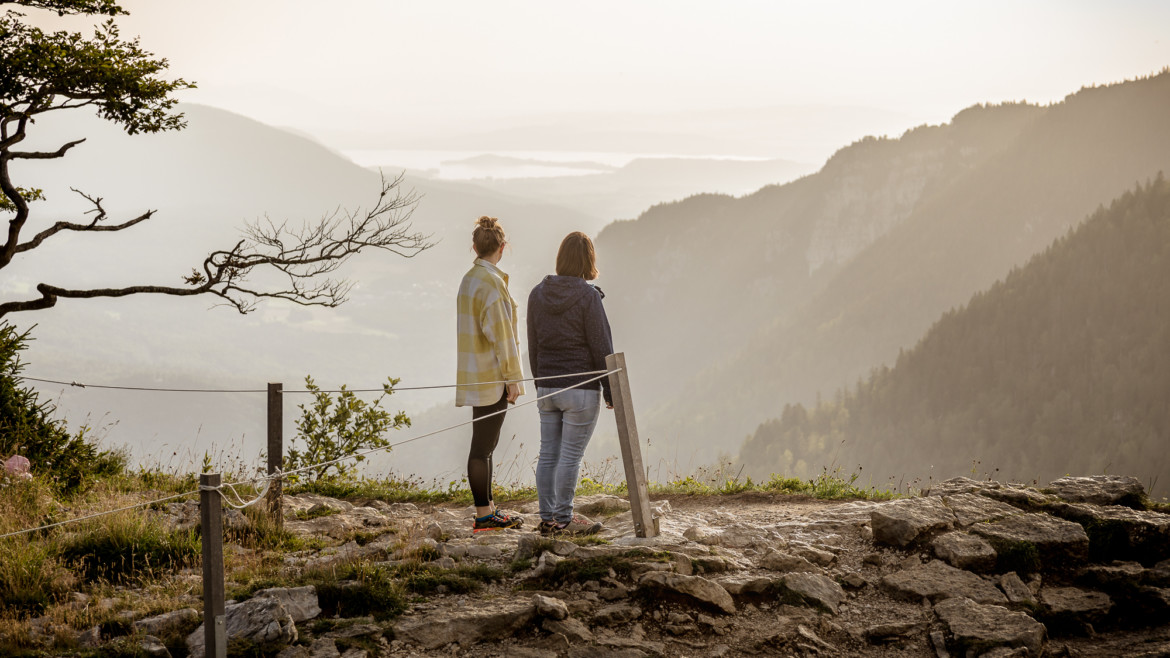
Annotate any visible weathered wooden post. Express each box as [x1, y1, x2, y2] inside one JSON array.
[[605, 352, 658, 538], [266, 382, 283, 529], [200, 472, 227, 658]]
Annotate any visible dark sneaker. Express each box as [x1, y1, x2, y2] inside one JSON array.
[[473, 511, 523, 532], [537, 520, 560, 535], [556, 514, 601, 535]]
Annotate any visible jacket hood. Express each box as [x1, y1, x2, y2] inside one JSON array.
[[531, 276, 602, 315]]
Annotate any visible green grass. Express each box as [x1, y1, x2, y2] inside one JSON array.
[[58, 513, 200, 583], [284, 466, 897, 507], [293, 506, 341, 521]]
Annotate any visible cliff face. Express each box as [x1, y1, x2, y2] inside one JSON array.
[[596, 103, 1040, 412], [596, 72, 1170, 475]]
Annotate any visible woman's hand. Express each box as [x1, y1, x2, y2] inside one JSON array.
[[506, 382, 521, 404]]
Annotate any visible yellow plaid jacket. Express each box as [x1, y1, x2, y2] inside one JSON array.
[[455, 259, 526, 407]]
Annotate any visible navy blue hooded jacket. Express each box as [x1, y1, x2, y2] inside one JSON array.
[[526, 275, 614, 406]]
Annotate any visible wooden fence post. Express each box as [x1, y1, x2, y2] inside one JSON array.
[[605, 352, 658, 538], [200, 472, 227, 658], [267, 382, 283, 529]]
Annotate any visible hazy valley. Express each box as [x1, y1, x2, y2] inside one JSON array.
[[9, 72, 1170, 493]]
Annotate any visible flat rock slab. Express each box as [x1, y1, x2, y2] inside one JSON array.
[[712, 574, 776, 597], [871, 497, 956, 547], [393, 598, 535, 649], [1046, 502, 1170, 564], [942, 493, 1021, 528], [970, 513, 1089, 570], [1039, 587, 1113, 625], [1048, 475, 1145, 507], [934, 597, 1046, 657], [253, 586, 321, 623], [933, 531, 998, 571], [757, 549, 822, 574], [881, 559, 1008, 604], [638, 572, 736, 614]]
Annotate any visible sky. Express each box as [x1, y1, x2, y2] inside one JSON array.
[[28, 0, 1170, 163]]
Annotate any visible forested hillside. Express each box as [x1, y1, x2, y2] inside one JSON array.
[[738, 178, 1170, 487], [597, 100, 1043, 410], [601, 70, 1170, 469]]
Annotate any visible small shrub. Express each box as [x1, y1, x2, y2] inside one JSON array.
[[285, 376, 410, 483]]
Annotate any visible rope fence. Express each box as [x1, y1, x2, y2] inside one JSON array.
[[0, 368, 623, 538], [3, 355, 654, 658], [18, 370, 613, 394]]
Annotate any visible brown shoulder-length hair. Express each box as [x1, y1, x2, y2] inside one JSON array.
[[555, 231, 598, 280]]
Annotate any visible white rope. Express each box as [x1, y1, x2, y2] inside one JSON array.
[[0, 489, 199, 540], [19, 369, 614, 394], [238, 368, 622, 486], [199, 478, 272, 510]]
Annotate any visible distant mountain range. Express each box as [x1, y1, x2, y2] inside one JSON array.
[[10, 70, 1170, 488], [7, 104, 605, 473], [595, 70, 1170, 482], [738, 177, 1170, 488]]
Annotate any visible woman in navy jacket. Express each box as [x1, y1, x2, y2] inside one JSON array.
[[527, 232, 614, 535]]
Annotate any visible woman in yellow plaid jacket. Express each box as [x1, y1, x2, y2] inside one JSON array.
[[456, 216, 526, 531]]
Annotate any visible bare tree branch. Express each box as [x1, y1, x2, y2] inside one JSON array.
[[0, 173, 434, 318]]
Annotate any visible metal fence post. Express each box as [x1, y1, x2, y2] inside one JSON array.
[[200, 472, 227, 658], [267, 382, 283, 529], [605, 352, 658, 538]]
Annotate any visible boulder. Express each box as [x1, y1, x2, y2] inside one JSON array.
[[133, 608, 201, 638], [934, 597, 1046, 657], [532, 594, 569, 621], [393, 597, 535, 649], [575, 494, 631, 517], [881, 559, 1008, 605], [999, 572, 1036, 606], [1078, 561, 1149, 590], [542, 616, 593, 643], [789, 544, 837, 567], [1039, 587, 1113, 632], [253, 586, 321, 623], [1045, 502, 1170, 564], [712, 574, 776, 597], [776, 572, 846, 615], [871, 497, 956, 547], [186, 597, 297, 658], [682, 525, 720, 545], [1048, 475, 1145, 507], [138, 635, 171, 658], [637, 572, 736, 614], [757, 549, 821, 574], [969, 513, 1089, 572], [864, 621, 928, 642], [932, 531, 998, 571]]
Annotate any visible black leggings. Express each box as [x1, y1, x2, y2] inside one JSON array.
[[468, 391, 508, 509]]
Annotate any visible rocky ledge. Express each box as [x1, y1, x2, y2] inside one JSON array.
[[30, 475, 1170, 657]]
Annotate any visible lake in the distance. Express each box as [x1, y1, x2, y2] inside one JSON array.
[[342, 149, 771, 180]]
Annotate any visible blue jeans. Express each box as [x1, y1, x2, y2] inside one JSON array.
[[536, 386, 601, 524]]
